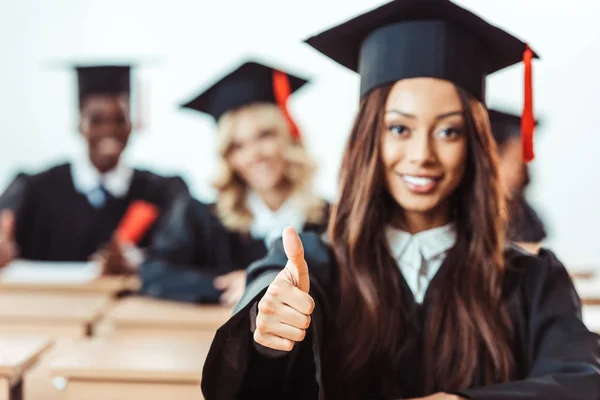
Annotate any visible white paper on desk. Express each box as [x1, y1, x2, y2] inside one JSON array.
[[0, 259, 102, 284]]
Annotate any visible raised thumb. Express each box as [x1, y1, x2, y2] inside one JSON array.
[[282, 227, 310, 293]]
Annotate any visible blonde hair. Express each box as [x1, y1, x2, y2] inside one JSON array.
[[213, 102, 325, 233]]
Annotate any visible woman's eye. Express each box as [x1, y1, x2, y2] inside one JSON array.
[[388, 125, 408, 136], [438, 127, 463, 139], [258, 129, 275, 140]]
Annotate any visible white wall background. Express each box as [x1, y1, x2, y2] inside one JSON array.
[[0, 0, 598, 267]]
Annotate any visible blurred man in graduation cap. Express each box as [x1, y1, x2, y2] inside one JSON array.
[[141, 60, 328, 306], [489, 109, 546, 252], [0, 64, 190, 273]]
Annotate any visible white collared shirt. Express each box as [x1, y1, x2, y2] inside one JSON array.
[[247, 192, 307, 247], [385, 223, 457, 303], [70, 156, 133, 207]]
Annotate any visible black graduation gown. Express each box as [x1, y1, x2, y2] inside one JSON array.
[[201, 233, 600, 400], [507, 195, 547, 243], [139, 197, 330, 304], [0, 163, 189, 262]]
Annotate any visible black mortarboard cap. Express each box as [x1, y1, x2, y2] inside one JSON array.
[[76, 65, 131, 107], [180, 61, 308, 122], [304, 0, 538, 101], [489, 109, 541, 146]]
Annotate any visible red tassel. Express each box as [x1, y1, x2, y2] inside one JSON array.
[[115, 200, 159, 245], [272, 70, 301, 141], [521, 45, 535, 163]]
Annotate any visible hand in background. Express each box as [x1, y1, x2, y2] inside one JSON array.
[[214, 270, 246, 307], [92, 236, 142, 276]]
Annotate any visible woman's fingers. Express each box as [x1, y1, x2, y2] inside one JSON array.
[[253, 330, 295, 352]]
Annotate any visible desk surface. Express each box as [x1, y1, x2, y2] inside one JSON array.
[[0, 293, 111, 323], [50, 337, 210, 383], [104, 296, 232, 329], [0, 335, 52, 383], [0, 275, 139, 296], [23, 339, 77, 400], [569, 265, 598, 281]]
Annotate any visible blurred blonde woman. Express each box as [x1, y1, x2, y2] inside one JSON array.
[[140, 61, 329, 306]]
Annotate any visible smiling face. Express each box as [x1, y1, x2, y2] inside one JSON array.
[[381, 78, 468, 227], [222, 103, 289, 194], [79, 93, 132, 173]]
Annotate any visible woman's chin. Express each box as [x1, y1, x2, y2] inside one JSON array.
[[394, 196, 443, 215], [247, 177, 284, 193]]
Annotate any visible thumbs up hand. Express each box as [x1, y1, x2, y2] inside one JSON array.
[[253, 227, 314, 352], [0, 210, 17, 268]]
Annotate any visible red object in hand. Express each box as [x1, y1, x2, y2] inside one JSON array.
[[115, 200, 159, 245]]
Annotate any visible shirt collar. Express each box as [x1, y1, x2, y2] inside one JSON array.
[[70, 156, 133, 198], [248, 191, 307, 246], [386, 223, 457, 264]]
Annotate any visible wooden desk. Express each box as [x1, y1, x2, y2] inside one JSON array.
[[96, 297, 232, 342], [583, 306, 600, 334], [569, 267, 597, 281], [0, 293, 112, 339], [49, 338, 209, 400], [23, 340, 77, 400], [0, 335, 51, 400], [0, 276, 139, 298]]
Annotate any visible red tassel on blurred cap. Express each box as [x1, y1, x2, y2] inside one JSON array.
[[272, 70, 301, 141], [116, 200, 159, 245], [521, 45, 535, 163]]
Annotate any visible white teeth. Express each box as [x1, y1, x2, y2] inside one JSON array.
[[403, 175, 435, 186]]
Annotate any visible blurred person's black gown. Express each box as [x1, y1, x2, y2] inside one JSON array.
[[0, 165, 188, 262], [140, 197, 329, 304], [507, 193, 547, 243]]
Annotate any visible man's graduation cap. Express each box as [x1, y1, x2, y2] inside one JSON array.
[[75, 65, 132, 108]]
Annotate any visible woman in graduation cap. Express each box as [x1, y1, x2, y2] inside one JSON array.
[[0, 65, 189, 274], [202, 1, 600, 399], [489, 109, 547, 253], [140, 61, 329, 306]]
